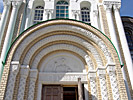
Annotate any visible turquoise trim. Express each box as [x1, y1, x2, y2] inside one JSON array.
[[1, 19, 123, 78]]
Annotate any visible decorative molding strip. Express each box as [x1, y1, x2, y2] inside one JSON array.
[[39, 73, 88, 83]]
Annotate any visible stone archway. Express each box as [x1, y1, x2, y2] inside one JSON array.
[[0, 20, 126, 100]]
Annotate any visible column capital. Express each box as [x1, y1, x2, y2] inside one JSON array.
[[12, 0, 22, 8], [103, 1, 121, 11], [45, 9, 54, 14], [10, 61, 20, 75], [97, 67, 106, 77], [93, 10, 98, 17], [107, 63, 116, 74], [29, 69, 38, 81], [113, 4, 121, 11], [20, 65, 30, 77], [88, 71, 96, 80], [72, 10, 80, 15], [3, 0, 11, 6]]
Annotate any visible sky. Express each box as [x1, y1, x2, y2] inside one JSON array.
[[0, 0, 133, 17]]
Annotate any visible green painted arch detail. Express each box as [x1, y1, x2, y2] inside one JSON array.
[[3, 18, 123, 70]]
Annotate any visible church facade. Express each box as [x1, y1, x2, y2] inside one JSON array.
[[0, 0, 132, 100]]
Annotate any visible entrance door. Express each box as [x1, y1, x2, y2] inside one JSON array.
[[42, 85, 79, 100], [42, 86, 63, 100]]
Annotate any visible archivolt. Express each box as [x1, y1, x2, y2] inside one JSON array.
[[4, 20, 115, 72]]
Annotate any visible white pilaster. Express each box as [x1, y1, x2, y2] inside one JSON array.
[[103, 2, 121, 59], [103, 1, 132, 98], [93, 10, 99, 29], [97, 68, 108, 100], [88, 71, 97, 100], [17, 65, 29, 100], [5, 61, 20, 100], [98, 4, 105, 33], [107, 64, 120, 100], [28, 69, 38, 100], [0, 0, 22, 80], [113, 4, 133, 90], [24, 0, 34, 29], [0, 1, 11, 47]]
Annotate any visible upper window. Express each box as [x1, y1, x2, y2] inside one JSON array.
[[125, 30, 133, 49], [81, 7, 90, 24], [33, 6, 44, 24], [56, 1, 69, 18]]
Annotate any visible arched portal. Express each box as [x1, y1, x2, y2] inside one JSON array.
[[0, 19, 125, 100]]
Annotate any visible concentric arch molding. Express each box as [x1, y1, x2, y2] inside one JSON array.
[[12, 24, 113, 65], [4, 19, 119, 70], [20, 34, 104, 69]]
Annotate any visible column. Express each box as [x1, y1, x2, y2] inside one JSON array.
[[0, 1, 11, 47], [17, 65, 29, 100], [103, 3, 121, 58], [0, 0, 22, 80], [103, 2, 131, 97], [93, 10, 99, 29], [24, 0, 34, 29], [5, 61, 20, 100], [37, 82, 42, 100], [88, 72, 97, 100], [113, 4, 133, 90], [97, 68, 108, 100], [28, 69, 38, 100], [78, 78, 83, 100], [107, 64, 121, 100]]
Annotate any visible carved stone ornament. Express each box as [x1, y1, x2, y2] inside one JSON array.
[[72, 10, 80, 15], [45, 9, 54, 14], [85, 55, 94, 70], [103, 1, 121, 11], [93, 10, 98, 17], [20, 65, 30, 77], [39, 73, 87, 83], [10, 61, 20, 74], [27, 69, 38, 100], [3, 0, 11, 6], [4, 61, 20, 100], [17, 65, 30, 100], [107, 64, 120, 100], [11, 0, 22, 8]]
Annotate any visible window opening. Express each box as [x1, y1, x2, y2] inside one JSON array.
[[125, 30, 133, 49], [33, 6, 44, 24], [56, 1, 69, 18], [81, 7, 90, 24]]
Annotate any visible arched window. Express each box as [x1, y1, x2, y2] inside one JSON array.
[[33, 6, 44, 24], [125, 30, 133, 49], [81, 7, 90, 24], [56, 1, 69, 18]]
